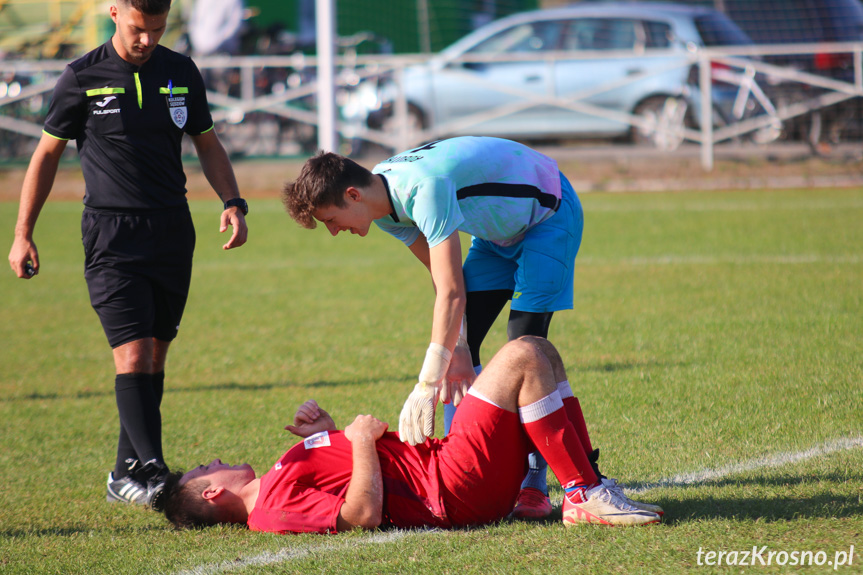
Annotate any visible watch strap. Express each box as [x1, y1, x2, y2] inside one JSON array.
[[224, 198, 248, 215]]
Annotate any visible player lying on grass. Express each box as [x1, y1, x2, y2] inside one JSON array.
[[162, 337, 663, 532]]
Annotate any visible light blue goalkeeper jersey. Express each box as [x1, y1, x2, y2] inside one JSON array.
[[372, 137, 562, 248]]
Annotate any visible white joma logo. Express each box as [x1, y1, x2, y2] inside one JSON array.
[[96, 95, 117, 107]]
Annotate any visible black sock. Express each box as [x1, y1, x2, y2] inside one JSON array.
[[114, 373, 163, 474], [152, 371, 165, 407], [114, 425, 136, 479], [113, 371, 167, 478]]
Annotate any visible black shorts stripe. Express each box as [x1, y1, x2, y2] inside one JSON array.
[[456, 183, 560, 211]]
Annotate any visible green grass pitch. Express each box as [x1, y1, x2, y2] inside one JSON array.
[[1, 187, 861, 574]]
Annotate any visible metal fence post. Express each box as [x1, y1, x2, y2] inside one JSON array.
[[699, 52, 714, 172], [315, 0, 338, 152]]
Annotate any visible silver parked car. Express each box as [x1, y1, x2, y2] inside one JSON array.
[[344, 2, 769, 150]]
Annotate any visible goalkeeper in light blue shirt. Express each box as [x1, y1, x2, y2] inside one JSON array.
[[282, 137, 584, 519]]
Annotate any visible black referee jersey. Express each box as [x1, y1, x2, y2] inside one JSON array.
[[44, 40, 214, 210]]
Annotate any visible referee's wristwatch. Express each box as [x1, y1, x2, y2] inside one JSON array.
[[224, 197, 249, 216]]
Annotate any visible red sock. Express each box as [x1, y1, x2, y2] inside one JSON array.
[[561, 395, 593, 455], [520, 393, 598, 490]]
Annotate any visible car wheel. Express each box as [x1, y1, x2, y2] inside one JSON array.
[[632, 96, 688, 151]]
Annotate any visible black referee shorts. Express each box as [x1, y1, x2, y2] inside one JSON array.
[[82, 205, 196, 349]]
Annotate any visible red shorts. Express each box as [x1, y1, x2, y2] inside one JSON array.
[[437, 393, 531, 526]]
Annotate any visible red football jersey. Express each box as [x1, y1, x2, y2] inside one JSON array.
[[247, 430, 450, 534]]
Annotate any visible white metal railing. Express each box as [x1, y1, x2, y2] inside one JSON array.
[[1, 42, 861, 170]]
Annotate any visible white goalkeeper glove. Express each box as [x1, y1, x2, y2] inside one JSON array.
[[398, 381, 439, 446], [399, 343, 451, 445]]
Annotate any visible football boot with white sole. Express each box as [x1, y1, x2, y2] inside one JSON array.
[[562, 484, 660, 526]]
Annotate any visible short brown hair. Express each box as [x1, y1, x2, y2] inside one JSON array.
[[118, 0, 171, 15], [162, 471, 220, 529], [281, 151, 374, 229]]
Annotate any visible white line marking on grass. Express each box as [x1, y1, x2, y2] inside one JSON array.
[[172, 530, 408, 575], [629, 436, 863, 496]]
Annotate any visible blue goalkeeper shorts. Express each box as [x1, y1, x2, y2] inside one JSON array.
[[462, 172, 583, 313]]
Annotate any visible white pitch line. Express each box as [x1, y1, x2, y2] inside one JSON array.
[[172, 530, 409, 575], [628, 435, 863, 496]]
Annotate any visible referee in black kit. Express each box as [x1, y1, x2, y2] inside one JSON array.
[[8, 0, 248, 510]]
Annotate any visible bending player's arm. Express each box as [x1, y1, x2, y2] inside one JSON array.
[[407, 234, 431, 269], [427, 232, 474, 399], [407, 233, 466, 362], [337, 414, 387, 530], [191, 129, 248, 250], [8, 133, 68, 278], [427, 233, 466, 353], [399, 232, 473, 444]]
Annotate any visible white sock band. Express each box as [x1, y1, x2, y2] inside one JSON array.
[[557, 380, 574, 399], [519, 391, 564, 424]]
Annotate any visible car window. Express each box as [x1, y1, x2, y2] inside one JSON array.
[[724, 0, 823, 43], [693, 12, 754, 46], [566, 18, 637, 51], [643, 21, 673, 48], [466, 20, 564, 55]]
